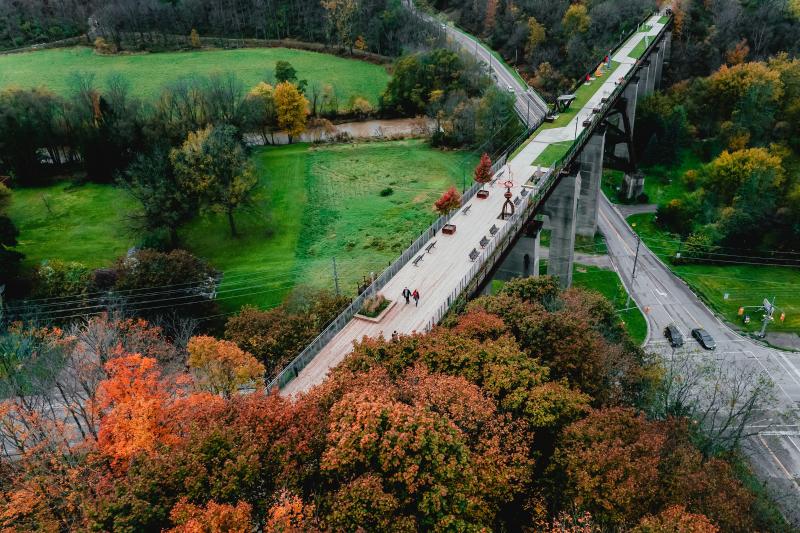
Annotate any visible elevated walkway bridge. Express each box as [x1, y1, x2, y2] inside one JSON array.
[[272, 10, 673, 395]]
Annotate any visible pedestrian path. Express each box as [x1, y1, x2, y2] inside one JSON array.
[[283, 13, 669, 396]]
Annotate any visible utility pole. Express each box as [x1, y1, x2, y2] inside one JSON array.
[[332, 258, 340, 296], [758, 297, 776, 338], [631, 234, 641, 280]]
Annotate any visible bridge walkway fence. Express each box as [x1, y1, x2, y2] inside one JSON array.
[[266, 128, 535, 392], [266, 11, 671, 393]]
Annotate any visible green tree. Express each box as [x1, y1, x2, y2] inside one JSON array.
[[170, 125, 258, 237], [119, 148, 197, 248], [562, 4, 590, 35], [0, 215, 23, 285]]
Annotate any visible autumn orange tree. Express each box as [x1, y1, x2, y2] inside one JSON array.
[[434, 186, 462, 215], [473, 152, 492, 186], [187, 335, 265, 397]]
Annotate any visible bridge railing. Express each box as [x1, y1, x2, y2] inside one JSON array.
[[266, 138, 520, 391], [267, 12, 672, 393]]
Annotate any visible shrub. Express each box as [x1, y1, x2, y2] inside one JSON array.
[[379, 187, 394, 197], [32, 260, 91, 298], [359, 294, 389, 318]]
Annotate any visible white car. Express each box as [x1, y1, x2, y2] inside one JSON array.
[[507, 85, 515, 93]]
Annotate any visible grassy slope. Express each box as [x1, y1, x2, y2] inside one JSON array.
[[8, 182, 137, 268], [628, 213, 800, 333], [0, 47, 389, 107], [9, 140, 476, 312]]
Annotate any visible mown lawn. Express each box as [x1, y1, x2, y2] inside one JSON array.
[[9, 140, 476, 312], [628, 213, 800, 333], [0, 46, 389, 108], [7, 182, 137, 268]]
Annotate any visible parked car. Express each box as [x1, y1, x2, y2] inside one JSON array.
[[664, 324, 684, 347], [507, 85, 515, 93], [691, 328, 716, 350]]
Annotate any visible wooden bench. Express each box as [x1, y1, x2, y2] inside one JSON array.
[[514, 196, 521, 206], [462, 204, 472, 215], [479, 236, 489, 248], [412, 254, 424, 267], [489, 224, 499, 236], [425, 241, 437, 253], [521, 188, 529, 197], [469, 248, 480, 261]]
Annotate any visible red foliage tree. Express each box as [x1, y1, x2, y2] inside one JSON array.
[[634, 505, 719, 533], [473, 152, 493, 185], [434, 186, 462, 215], [168, 498, 254, 533]]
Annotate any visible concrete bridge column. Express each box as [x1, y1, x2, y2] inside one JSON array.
[[542, 172, 581, 288], [577, 131, 606, 237], [645, 55, 657, 95], [639, 60, 652, 97], [614, 78, 639, 159], [653, 43, 665, 90], [664, 31, 672, 61]]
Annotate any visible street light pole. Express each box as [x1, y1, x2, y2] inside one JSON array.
[[631, 234, 641, 280]]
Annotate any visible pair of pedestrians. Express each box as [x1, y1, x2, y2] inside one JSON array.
[[402, 287, 420, 307]]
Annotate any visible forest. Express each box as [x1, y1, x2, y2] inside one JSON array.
[[0, 0, 428, 56], [0, 277, 783, 531]]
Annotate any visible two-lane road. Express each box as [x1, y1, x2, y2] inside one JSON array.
[[599, 194, 800, 525], [407, 0, 547, 127]]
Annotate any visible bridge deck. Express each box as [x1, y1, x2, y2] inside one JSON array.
[[283, 13, 668, 396]]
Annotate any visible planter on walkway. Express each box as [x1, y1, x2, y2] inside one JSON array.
[[477, 190, 490, 199], [355, 298, 396, 323], [442, 224, 457, 235]]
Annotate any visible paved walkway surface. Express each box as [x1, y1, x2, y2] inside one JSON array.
[[283, 13, 669, 396]]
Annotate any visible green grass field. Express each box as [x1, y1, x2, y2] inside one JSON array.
[[628, 213, 800, 333], [7, 182, 137, 268], [0, 47, 389, 108], [9, 140, 476, 312]]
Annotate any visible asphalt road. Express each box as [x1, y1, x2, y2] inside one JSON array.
[[599, 194, 800, 526], [408, 0, 547, 127]]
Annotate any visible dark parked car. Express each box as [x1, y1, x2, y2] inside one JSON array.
[[664, 324, 684, 347], [691, 328, 716, 350]]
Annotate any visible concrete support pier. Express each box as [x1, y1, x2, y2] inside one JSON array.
[[577, 131, 606, 237], [639, 61, 652, 97], [653, 43, 664, 90], [542, 172, 581, 288], [614, 78, 639, 159]]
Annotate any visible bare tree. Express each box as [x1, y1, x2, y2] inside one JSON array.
[[650, 349, 777, 455]]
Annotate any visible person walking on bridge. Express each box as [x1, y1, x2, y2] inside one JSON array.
[[402, 287, 411, 304], [412, 289, 420, 307]]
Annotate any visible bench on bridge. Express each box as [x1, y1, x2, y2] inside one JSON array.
[[521, 188, 530, 197], [582, 118, 592, 127], [479, 236, 489, 248], [462, 204, 472, 215], [513, 196, 521, 206], [489, 224, 499, 236], [425, 241, 437, 253], [469, 248, 480, 262], [412, 254, 425, 267]]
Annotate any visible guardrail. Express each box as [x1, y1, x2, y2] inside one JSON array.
[[266, 10, 672, 393]]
